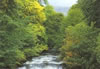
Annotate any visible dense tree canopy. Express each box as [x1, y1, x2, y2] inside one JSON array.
[[60, 1, 100, 69], [63, 4, 84, 27], [44, 13, 64, 51], [0, 0, 100, 69], [0, 0, 48, 69], [78, 0, 100, 28]]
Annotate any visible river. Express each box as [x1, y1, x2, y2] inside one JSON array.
[[17, 54, 64, 69]]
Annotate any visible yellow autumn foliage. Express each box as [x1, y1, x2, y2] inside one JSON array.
[[24, 0, 46, 23], [15, 0, 46, 23]]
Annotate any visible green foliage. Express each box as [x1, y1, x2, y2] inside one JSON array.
[[0, 0, 48, 68], [26, 23, 47, 44], [0, 15, 26, 69], [44, 12, 64, 51], [95, 33, 100, 66], [24, 44, 48, 58], [63, 4, 84, 27], [1, 0, 100, 69], [78, 0, 100, 28], [44, 5, 56, 16], [60, 3, 100, 69], [60, 23, 98, 69], [23, 23, 48, 58], [44, 0, 49, 5]]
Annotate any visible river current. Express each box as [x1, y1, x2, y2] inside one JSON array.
[[18, 54, 64, 69]]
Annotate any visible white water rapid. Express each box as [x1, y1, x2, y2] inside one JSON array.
[[18, 54, 64, 69]]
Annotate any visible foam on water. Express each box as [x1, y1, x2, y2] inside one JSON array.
[[18, 55, 63, 69]]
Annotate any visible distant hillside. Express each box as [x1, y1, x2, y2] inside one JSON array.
[[54, 6, 69, 15]]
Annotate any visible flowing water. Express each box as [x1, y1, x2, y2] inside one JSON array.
[[18, 54, 64, 69]]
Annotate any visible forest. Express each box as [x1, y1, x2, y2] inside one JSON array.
[[0, 0, 100, 69]]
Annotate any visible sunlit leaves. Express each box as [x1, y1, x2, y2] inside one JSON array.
[[24, 0, 46, 23], [26, 23, 46, 44]]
